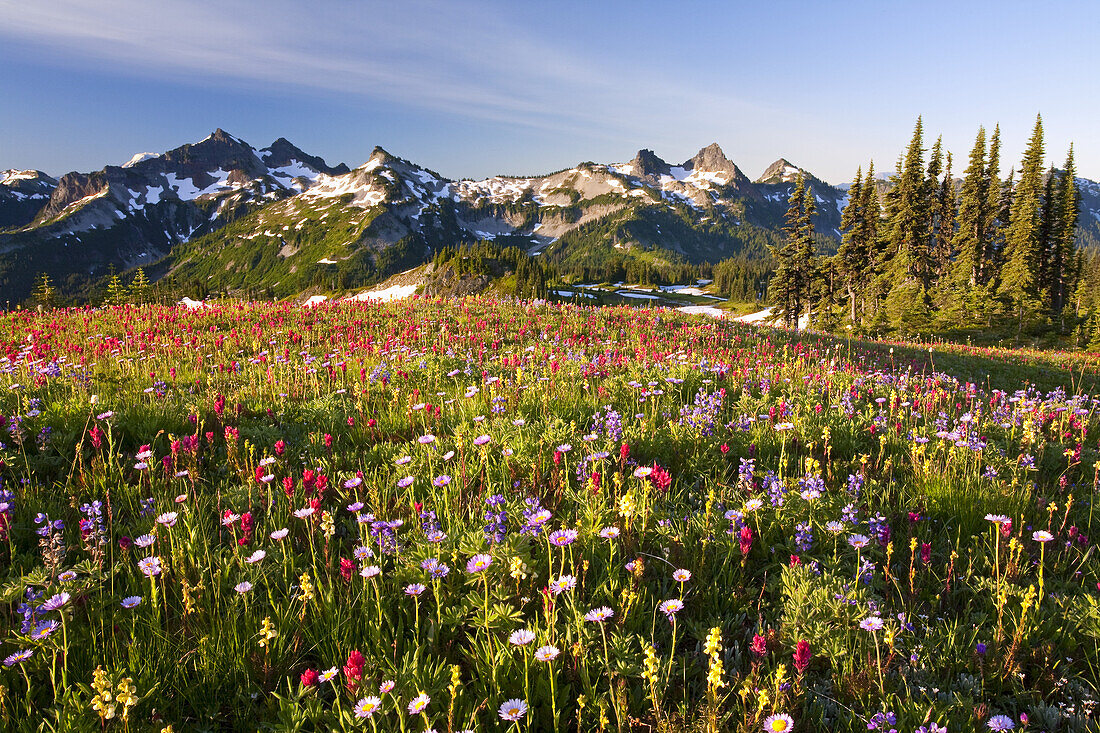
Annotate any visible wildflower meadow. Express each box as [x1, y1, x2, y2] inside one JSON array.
[[0, 297, 1098, 731]]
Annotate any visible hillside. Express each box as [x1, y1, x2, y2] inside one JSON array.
[[3, 130, 1100, 304]]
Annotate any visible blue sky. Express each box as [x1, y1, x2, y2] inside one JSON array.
[[1, 0, 1095, 184]]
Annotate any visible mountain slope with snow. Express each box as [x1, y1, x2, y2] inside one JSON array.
[[4, 130, 1100, 303], [0, 169, 57, 229]]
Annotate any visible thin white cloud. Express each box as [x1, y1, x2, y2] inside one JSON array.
[[0, 0, 765, 154]]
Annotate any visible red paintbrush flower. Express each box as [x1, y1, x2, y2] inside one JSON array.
[[793, 640, 811, 674]]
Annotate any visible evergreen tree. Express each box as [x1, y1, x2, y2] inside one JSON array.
[[1036, 168, 1059, 308], [997, 114, 1046, 339], [884, 117, 934, 294], [927, 136, 944, 182], [836, 162, 883, 326], [859, 164, 884, 317], [837, 166, 866, 324], [992, 167, 1014, 273], [932, 152, 956, 277], [1051, 144, 1080, 324], [948, 126, 989, 290], [982, 125, 1004, 283], [879, 117, 936, 334], [769, 174, 817, 328], [129, 268, 151, 305], [31, 273, 55, 308], [105, 273, 128, 307]]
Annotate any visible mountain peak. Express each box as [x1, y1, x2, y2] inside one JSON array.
[[755, 159, 805, 184], [262, 138, 349, 176], [626, 149, 671, 179], [688, 143, 730, 170], [1, 169, 57, 187], [359, 146, 407, 172], [122, 152, 158, 168], [208, 128, 238, 144]]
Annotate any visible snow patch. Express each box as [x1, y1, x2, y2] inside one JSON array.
[[123, 152, 158, 168], [677, 305, 724, 318], [2, 170, 42, 184], [269, 160, 321, 190], [346, 283, 418, 302], [733, 308, 774, 324]]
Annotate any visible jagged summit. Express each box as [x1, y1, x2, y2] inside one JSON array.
[[684, 143, 737, 175], [756, 158, 805, 184], [261, 138, 349, 176], [205, 128, 245, 145], [123, 153, 158, 168], [626, 149, 671, 179], [4, 131, 1004, 304]]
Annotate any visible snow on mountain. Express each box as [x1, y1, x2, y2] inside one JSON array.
[[123, 153, 158, 168], [0, 169, 58, 228]]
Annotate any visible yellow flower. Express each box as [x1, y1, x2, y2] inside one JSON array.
[[773, 663, 787, 686], [299, 572, 315, 603], [320, 511, 335, 539], [1020, 584, 1037, 618], [448, 663, 462, 696], [642, 643, 659, 686], [258, 616, 278, 648], [509, 556, 528, 581], [181, 578, 202, 616], [705, 627, 724, 690], [618, 492, 637, 519], [91, 666, 116, 721], [116, 677, 138, 721]]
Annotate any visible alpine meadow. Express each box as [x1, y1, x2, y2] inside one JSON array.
[[3, 2, 1100, 732]]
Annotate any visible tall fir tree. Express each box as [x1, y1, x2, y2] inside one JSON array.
[[1051, 144, 1080, 324], [997, 114, 1046, 338], [947, 126, 988, 290], [982, 124, 1004, 283], [32, 273, 55, 308], [838, 166, 866, 325], [1036, 168, 1059, 308], [105, 273, 128, 307], [932, 151, 956, 277], [770, 174, 817, 328], [884, 117, 934, 293], [129, 268, 151, 305], [879, 117, 936, 335]]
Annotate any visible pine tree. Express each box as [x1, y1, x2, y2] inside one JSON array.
[[1051, 144, 1080, 325], [129, 268, 151, 305], [997, 114, 1046, 339], [982, 125, 1004, 283], [769, 174, 817, 328], [884, 117, 934, 293], [932, 152, 956, 277], [948, 126, 989, 290], [878, 117, 937, 335], [859, 164, 883, 314], [31, 273, 55, 308], [105, 273, 128, 307], [837, 166, 866, 325], [992, 167, 1014, 275], [1036, 168, 1059, 308]]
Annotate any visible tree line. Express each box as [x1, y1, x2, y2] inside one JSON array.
[[770, 115, 1091, 344]]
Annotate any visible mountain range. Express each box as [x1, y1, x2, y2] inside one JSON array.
[[2, 130, 1098, 303]]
